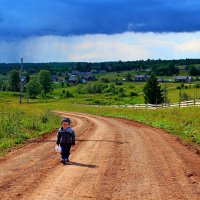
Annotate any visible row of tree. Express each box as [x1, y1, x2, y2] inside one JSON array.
[[1, 58, 200, 75], [188, 65, 200, 76], [2, 68, 191, 104], [76, 83, 129, 98], [3, 70, 52, 98]]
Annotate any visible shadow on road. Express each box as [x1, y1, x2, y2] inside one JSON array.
[[76, 139, 128, 144], [67, 161, 97, 168], [34, 139, 128, 144]]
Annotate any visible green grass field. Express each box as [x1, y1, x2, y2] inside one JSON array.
[[50, 80, 200, 105], [0, 75, 200, 154], [0, 99, 60, 155]]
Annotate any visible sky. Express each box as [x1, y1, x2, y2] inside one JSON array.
[[0, 0, 200, 63]]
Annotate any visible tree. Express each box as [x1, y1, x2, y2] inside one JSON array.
[[168, 62, 179, 75], [0, 78, 3, 89], [117, 87, 126, 97], [25, 73, 30, 83], [125, 72, 132, 81], [27, 76, 41, 98], [8, 70, 20, 92], [188, 65, 200, 76], [38, 70, 52, 96], [100, 62, 106, 70], [143, 74, 164, 104], [85, 62, 92, 71], [181, 92, 190, 101], [76, 63, 82, 71]]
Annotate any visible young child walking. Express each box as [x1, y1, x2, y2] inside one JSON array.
[[56, 118, 75, 165]]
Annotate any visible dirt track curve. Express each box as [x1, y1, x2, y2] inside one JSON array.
[[0, 112, 200, 200]]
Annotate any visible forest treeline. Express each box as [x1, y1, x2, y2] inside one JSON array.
[[1, 58, 200, 75]]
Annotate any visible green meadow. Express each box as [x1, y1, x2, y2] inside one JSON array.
[[1, 71, 200, 154], [51, 81, 200, 105], [0, 91, 200, 155], [0, 95, 60, 155]]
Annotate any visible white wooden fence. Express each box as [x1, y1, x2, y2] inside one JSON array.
[[122, 99, 200, 109]]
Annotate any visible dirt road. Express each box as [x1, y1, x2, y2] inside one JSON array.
[[0, 112, 200, 200]]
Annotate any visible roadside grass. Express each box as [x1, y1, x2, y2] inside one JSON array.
[[0, 102, 60, 155]]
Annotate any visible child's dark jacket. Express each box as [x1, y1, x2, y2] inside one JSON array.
[[56, 127, 75, 145]]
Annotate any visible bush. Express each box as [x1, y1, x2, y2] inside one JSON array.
[[93, 100, 101, 104], [62, 90, 73, 98], [1, 85, 7, 91], [40, 113, 49, 123], [115, 81, 123, 85], [181, 92, 190, 101], [118, 92, 126, 97], [128, 85, 135, 89], [130, 91, 138, 97], [194, 83, 200, 88], [101, 78, 109, 83]]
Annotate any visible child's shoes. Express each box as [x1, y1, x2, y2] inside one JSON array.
[[61, 159, 66, 165]]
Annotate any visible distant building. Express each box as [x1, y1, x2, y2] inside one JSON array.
[[98, 70, 107, 74], [157, 78, 165, 83], [51, 75, 59, 82], [175, 76, 193, 83], [82, 75, 97, 81], [90, 69, 98, 74], [90, 70, 106, 74], [68, 75, 78, 84], [134, 75, 150, 82], [71, 71, 91, 76]]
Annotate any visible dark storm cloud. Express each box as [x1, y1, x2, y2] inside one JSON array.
[[0, 0, 200, 39]]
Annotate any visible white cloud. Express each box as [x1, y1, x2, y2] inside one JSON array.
[[1, 31, 200, 63], [176, 38, 200, 52]]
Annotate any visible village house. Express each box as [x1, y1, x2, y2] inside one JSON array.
[[174, 76, 193, 83], [98, 70, 107, 74], [134, 75, 150, 82], [157, 78, 165, 83], [51, 75, 59, 82], [68, 75, 78, 84], [71, 71, 91, 76], [90, 69, 98, 74], [82, 75, 97, 82]]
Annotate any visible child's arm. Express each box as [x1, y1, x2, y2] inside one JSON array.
[[70, 130, 76, 145], [56, 130, 61, 145]]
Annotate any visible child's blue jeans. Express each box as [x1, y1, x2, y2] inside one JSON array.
[[60, 143, 72, 160]]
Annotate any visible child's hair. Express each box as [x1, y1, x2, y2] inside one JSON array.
[[61, 118, 71, 124]]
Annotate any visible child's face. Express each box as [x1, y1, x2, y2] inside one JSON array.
[[62, 122, 70, 129]]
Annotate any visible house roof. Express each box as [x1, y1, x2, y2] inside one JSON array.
[[68, 77, 77, 81], [175, 76, 188, 80], [135, 75, 146, 78]]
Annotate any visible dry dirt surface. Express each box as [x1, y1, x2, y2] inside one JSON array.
[[0, 112, 200, 200]]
